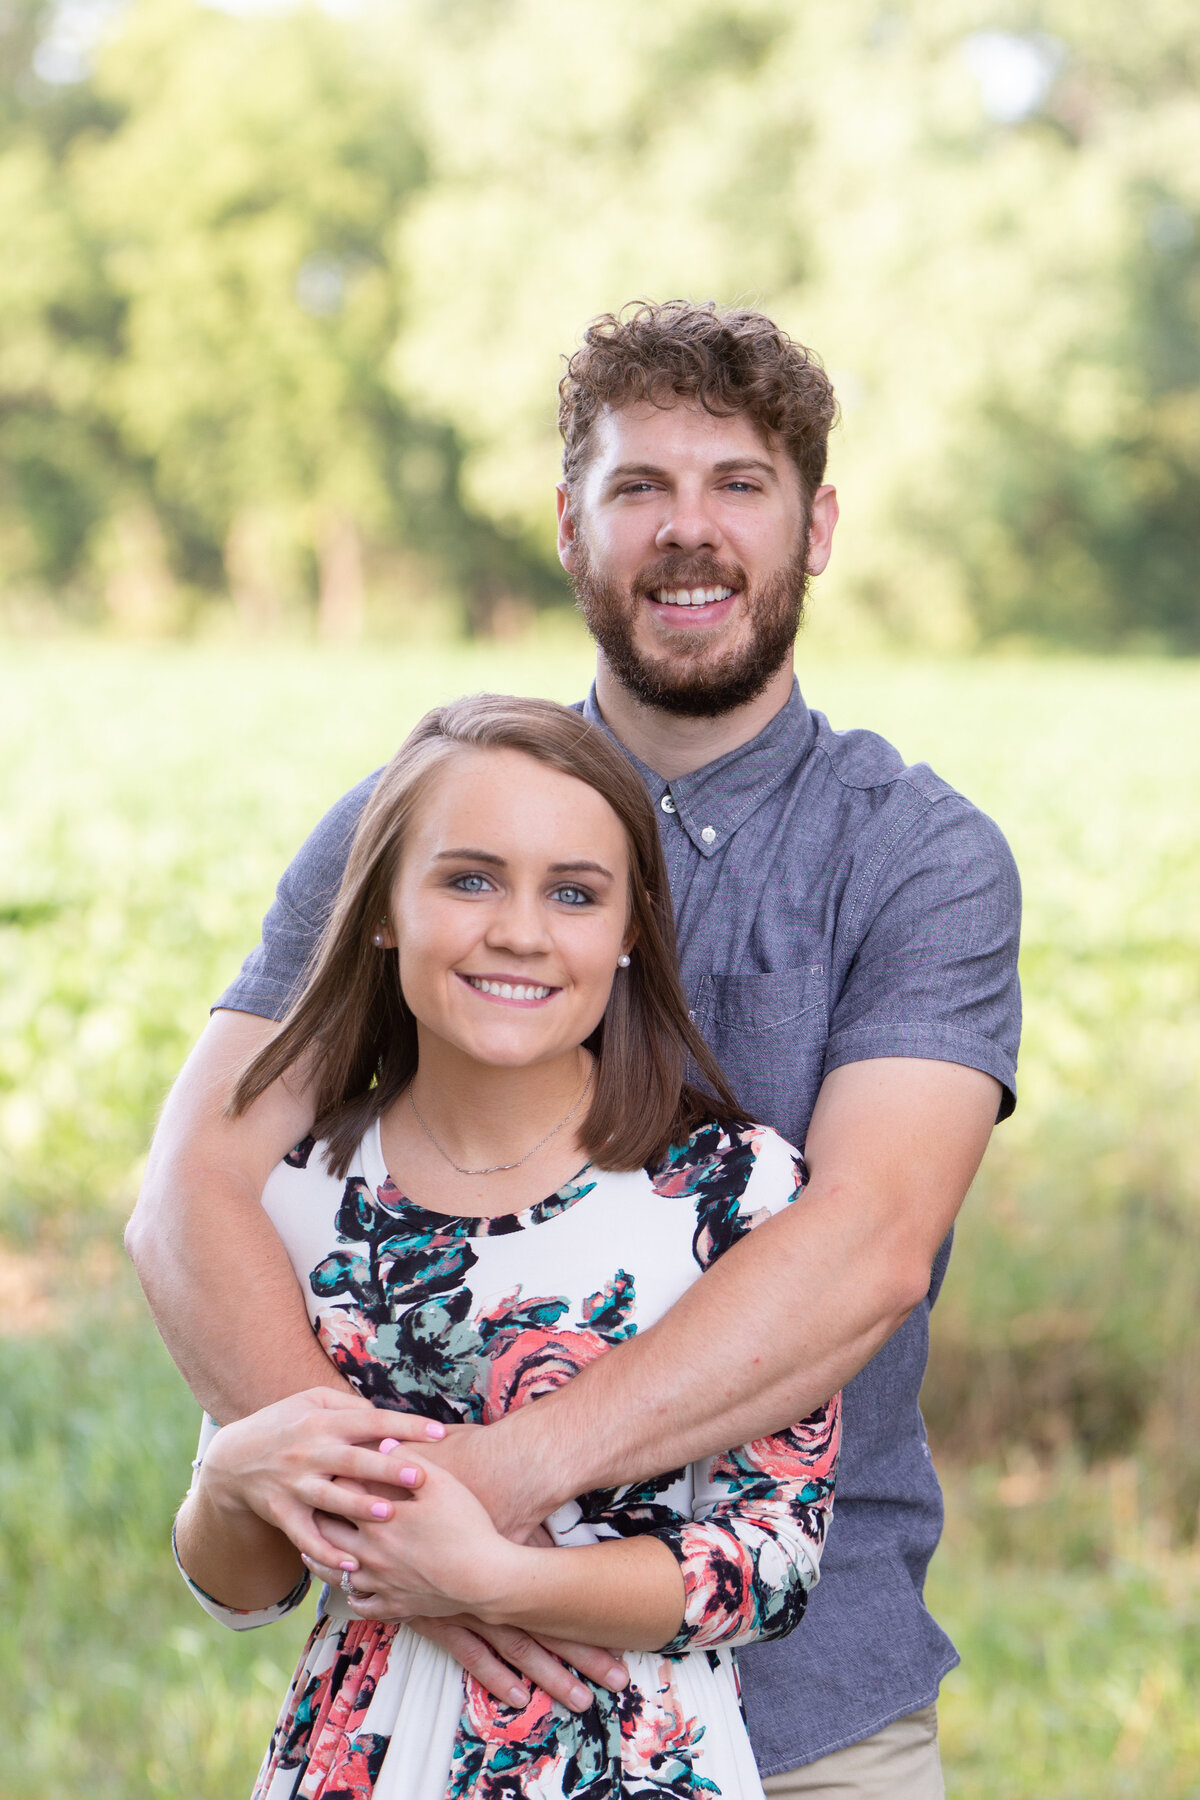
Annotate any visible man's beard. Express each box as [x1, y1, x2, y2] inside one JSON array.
[[569, 535, 810, 719]]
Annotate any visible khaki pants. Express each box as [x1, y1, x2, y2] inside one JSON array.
[[762, 1704, 943, 1799]]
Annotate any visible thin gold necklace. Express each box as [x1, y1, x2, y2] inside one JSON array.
[[407, 1063, 595, 1176]]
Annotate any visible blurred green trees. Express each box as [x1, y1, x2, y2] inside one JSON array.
[[1, 0, 1197, 646]]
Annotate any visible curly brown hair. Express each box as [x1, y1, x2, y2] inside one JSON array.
[[558, 299, 838, 498]]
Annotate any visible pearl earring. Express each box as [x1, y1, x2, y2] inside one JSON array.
[[372, 932, 384, 946], [617, 953, 631, 968]]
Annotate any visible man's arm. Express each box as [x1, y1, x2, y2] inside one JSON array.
[[125, 1007, 344, 1421], [433, 1056, 1000, 1538]]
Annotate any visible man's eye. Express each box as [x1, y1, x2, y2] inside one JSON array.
[[451, 873, 494, 894], [552, 884, 593, 906]]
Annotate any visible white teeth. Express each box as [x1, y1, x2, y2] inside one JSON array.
[[652, 586, 735, 607], [466, 977, 552, 1000]]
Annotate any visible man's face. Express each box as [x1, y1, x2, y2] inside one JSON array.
[[557, 401, 830, 718]]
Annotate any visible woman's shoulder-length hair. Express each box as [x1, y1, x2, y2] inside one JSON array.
[[231, 693, 748, 1178]]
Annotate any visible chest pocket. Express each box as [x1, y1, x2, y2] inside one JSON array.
[[693, 964, 828, 1149]]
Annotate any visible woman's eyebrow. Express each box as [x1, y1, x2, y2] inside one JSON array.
[[548, 860, 614, 878], [434, 847, 506, 865]]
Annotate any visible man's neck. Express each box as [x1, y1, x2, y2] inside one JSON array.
[[593, 656, 796, 780]]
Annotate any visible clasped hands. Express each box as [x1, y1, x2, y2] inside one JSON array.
[[202, 1387, 627, 1713]]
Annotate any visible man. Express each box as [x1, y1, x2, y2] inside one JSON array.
[[127, 300, 1020, 1797]]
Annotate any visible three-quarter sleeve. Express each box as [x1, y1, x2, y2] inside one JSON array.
[[173, 1415, 312, 1632], [651, 1393, 841, 1653]]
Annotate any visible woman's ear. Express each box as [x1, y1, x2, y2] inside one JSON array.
[[373, 913, 397, 950]]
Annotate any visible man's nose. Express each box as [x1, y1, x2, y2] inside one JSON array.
[[655, 488, 723, 555]]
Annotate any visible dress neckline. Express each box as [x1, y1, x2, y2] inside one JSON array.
[[359, 1118, 597, 1238]]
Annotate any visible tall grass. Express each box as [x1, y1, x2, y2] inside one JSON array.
[[2, 636, 1197, 1793]]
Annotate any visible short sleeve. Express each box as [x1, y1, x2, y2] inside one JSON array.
[[174, 1415, 312, 1631], [825, 794, 1021, 1118], [214, 770, 382, 1020]]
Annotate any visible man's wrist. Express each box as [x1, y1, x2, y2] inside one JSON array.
[[437, 1406, 577, 1538]]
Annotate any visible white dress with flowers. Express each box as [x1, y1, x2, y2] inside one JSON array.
[[179, 1119, 841, 1800]]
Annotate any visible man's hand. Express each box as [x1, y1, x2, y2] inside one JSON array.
[[299, 1499, 629, 1713], [410, 1618, 629, 1715]]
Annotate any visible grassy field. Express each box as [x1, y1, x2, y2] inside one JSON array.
[[2, 634, 1198, 1795]]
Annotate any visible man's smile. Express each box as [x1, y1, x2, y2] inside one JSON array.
[[643, 587, 740, 629]]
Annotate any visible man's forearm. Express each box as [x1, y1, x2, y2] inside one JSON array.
[[127, 1165, 348, 1421], [461, 1190, 909, 1536], [126, 1008, 345, 1422], [445, 1059, 1000, 1537]]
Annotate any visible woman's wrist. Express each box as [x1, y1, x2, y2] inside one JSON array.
[[469, 1539, 549, 1627]]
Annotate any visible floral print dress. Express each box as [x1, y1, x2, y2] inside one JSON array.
[[179, 1119, 841, 1800]]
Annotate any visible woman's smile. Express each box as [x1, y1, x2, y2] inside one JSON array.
[[458, 973, 558, 1006]]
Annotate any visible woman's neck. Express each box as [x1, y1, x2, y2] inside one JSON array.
[[378, 1038, 595, 1218]]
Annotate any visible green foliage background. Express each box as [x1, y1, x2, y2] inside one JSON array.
[[3, 0, 1200, 1790], [1, 0, 1198, 647]]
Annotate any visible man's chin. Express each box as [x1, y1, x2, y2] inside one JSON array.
[[600, 641, 794, 720]]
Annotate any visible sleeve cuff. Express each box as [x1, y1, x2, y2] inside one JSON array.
[[172, 1520, 311, 1632], [650, 1521, 813, 1654], [823, 1021, 1017, 1120]]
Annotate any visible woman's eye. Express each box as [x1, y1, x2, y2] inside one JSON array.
[[551, 884, 593, 906], [451, 873, 494, 894]]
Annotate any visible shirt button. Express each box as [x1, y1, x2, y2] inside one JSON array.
[[660, 793, 677, 814], [701, 825, 716, 844]]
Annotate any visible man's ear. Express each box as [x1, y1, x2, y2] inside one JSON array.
[[805, 484, 839, 577], [557, 482, 580, 574]]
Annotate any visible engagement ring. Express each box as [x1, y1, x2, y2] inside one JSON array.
[[340, 1569, 354, 1595]]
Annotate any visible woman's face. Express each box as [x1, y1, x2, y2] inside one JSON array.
[[384, 746, 635, 1070]]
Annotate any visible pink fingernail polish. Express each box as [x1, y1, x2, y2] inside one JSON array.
[[370, 1501, 391, 1518], [425, 1422, 446, 1438], [379, 1437, 401, 1455], [399, 1465, 420, 1485], [339, 1560, 357, 1572]]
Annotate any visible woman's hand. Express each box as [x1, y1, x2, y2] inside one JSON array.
[[305, 1453, 527, 1620], [199, 1387, 445, 1567], [300, 1495, 630, 1714]]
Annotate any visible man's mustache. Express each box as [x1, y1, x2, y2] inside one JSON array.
[[632, 557, 748, 598]]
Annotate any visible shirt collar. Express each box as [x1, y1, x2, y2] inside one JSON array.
[[581, 679, 816, 858]]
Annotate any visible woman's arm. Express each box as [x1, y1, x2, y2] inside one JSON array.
[[173, 1390, 446, 1621], [312, 1391, 841, 1653], [307, 1457, 688, 1651]]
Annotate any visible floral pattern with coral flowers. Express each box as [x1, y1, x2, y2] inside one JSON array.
[[178, 1117, 840, 1799]]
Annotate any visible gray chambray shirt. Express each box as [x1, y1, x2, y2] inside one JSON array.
[[216, 680, 1021, 1774]]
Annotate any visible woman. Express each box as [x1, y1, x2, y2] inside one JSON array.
[[173, 695, 841, 1800]]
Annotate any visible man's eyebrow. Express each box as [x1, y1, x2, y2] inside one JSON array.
[[604, 462, 668, 481], [602, 457, 779, 483], [711, 456, 779, 480], [434, 847, 506, 866]]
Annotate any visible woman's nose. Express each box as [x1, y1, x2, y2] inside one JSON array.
[[486, 890, 552, 954]]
